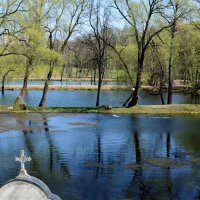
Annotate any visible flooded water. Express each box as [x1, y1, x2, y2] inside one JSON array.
[[0, 113, 200, 200], [0, 90, 199, 107]]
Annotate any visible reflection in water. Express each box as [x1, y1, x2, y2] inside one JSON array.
[[191, 94, 200, 104], [0, 114, 200, 199], [166, 132, 173, 200], [124, 132, 148, 200], [167, 132, 170, 158], [134, 132, 142, 164]]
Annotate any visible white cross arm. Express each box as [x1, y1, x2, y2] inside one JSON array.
[[15, 150, 31, 171]]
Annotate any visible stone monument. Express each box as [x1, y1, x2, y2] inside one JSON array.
[[0, 150, 62, 200]]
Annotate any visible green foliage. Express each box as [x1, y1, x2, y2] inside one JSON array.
[[175, 24, 200, 84], [0, 0, 199, 83]]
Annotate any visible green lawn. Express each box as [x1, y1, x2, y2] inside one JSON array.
[[1, 104, 200, 115]]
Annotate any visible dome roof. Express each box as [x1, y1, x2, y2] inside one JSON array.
[[0, 150, 62, 200]]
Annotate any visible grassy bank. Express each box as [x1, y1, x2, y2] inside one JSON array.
[[0, 104, 200, 115]]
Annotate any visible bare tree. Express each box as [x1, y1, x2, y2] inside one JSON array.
[[162, 0, 192, 104], [38, 0, 87, 107], [99, 31, 134, 84], [38, 0, 65, 107], [0, 0, 24, 56], [113, 0, 178, 107], [86, 0, 110, 106], [150, 40, 167, 105], [60, 0, 87, 82]]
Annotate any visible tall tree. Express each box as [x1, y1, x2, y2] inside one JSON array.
[[113, 0, 178, 107], [167, 3, 179, 104], [38, 0, 64, 107], [39, 0, 87, 107], [59, 0, 87, 81], [165, 0, 191, 104], [87, 0, 110, 106], [12, 0, 47, 105]]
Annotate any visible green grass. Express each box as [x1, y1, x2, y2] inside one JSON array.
[[1, 104, 200, 115]]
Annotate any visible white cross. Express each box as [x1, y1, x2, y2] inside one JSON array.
[[15, 150, 31, 171]]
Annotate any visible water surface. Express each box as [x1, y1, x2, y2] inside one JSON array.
[[0, 90, 199, 107], [0, 113, 200, 200]]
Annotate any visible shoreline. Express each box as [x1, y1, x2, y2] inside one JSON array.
[[4, 78, 116, 81], [0, 85, 194, 92], [0, 105, 200, 115]]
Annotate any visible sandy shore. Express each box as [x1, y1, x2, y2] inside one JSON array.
[[1, 85, 192, 91]]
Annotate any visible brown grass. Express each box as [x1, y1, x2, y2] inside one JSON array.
[[2, 85, 192, 91]]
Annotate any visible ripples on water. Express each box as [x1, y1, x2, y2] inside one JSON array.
[[0, 113, 200, 200]]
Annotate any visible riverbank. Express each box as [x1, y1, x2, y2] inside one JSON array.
[[1, 85, 193, 92], [6, 77, 115, 81], [0, 104, 200, 115]]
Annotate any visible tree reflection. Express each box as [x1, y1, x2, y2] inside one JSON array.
[[42, 116, 70, 176], [19, 115, 70, 179], [124, 131, 150, 200], [166, 132, 173, 200], [134, 132, 141, 164], [191, 94, 200, 104], [95, 133, 102, 180], [166, 132, 170, 158]]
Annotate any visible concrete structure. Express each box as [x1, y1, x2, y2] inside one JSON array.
[[0, 150, 62, 200]]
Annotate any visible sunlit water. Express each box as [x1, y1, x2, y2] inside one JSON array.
[[0, 113, 200, 200], [0, 90, 199, 106]]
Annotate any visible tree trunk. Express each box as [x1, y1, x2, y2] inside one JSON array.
[[90, 69, 93, 85], [60, 64, 65, 82], [151, 40, 166, 105], [127, 59, 143, 107], [2, 69, 14, 94], [127, 75, 140, 107], [94, 66, 96, 85], [160, 86, 165, 105], [86, 68, 90, 78], [39, 64, 54, 107], [79, 68, 82, 78], [159, 60, 165, 105], [96, 64, 102, 107], [167, 48, 173, 104], [125, 48, 145, 107], [14, 66, 31, 105], [167, 23, 176, 104], [68, 67, 72, 78]]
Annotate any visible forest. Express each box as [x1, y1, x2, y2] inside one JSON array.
[[0, 0, 200, 107]]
